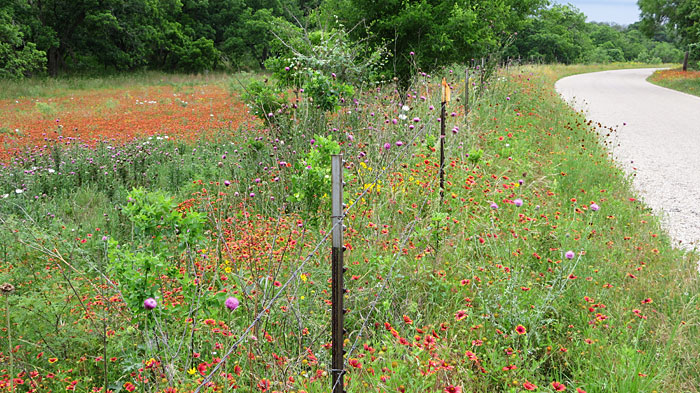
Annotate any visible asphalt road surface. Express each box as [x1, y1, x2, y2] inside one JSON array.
[[556, 68, 700, 250]]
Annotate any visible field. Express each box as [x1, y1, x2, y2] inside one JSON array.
[[648, 69, 700, 97], [0, 63, 699, 393]]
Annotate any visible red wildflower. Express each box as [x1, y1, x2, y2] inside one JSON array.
[[197, 362, 208, 376], [257, 379, 270, 392], [523, 380, 538, 391], [348, 358, 362, 369], [552, 381, 566, 391], [515, 325, 527, 335]]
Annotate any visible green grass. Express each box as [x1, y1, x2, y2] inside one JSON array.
[[0, 63, 698, 393], [0, 71, 238, 100], [648, 69, 700, 97]]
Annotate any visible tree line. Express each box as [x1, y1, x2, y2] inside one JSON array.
[[1, 0, 697, 80]]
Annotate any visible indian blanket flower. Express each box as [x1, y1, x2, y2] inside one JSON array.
[[225, 296, 240, 311], [552, 381, 566, 391], [523, 381, 538, 391], [143, 298, 157, 310], [515, 325, 527, 335]]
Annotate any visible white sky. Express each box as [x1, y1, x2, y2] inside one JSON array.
[[552, 0, 641, 25]]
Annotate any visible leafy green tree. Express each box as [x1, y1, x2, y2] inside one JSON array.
[[639, 0, 700, 64], [330, 0, 546, 83], [513, 4, 592, 64], [0, 4, 46, 78]]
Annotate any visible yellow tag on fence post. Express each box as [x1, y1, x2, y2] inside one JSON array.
[[441, 77, 450, 104]]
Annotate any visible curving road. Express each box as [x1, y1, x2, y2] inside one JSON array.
[[556, 68, 700, 250]]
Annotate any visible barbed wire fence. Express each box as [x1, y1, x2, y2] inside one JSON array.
[[191, 66, 495, 392]]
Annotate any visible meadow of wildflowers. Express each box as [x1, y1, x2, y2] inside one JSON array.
[[648, 68, 700, 97], [0, 62, 698, 393]]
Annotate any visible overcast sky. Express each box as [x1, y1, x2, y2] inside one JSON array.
[[552, 0, 641, 25]]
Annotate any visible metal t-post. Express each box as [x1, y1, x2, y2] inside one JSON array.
[[331, 154, 345, 393]]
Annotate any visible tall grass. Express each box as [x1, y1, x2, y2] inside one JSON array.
[[0, 63, 698, 393]]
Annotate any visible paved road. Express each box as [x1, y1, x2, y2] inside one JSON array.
[[556, 68, 700, 250]]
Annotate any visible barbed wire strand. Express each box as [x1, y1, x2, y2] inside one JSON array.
[[330, 138, 448, 393], [194, 78, 452, 392]]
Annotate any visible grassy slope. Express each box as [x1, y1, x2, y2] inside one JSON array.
[[648, 69, 700, 97], [0, 63, 698, 393]]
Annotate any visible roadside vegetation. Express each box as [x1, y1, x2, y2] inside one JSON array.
[[1, 54, 699, 392], [648, 69, 700, 97], [2, 0, 700, 392]]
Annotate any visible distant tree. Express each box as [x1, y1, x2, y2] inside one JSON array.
[[329, 0, 547, 83], [0, 2, 46, 78], [639, 0, 699, 64], [513, 4, 591, 64]]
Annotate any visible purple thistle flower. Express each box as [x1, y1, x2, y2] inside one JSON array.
[[514, 199, 523, 207], [565, 250, 575, 260], [144, 298, 157, 310], [384, 143, 391, 150], [590, 203, 599, 211], [396, 141, 404, 147], [490, 202, 498, 210], [225, 297, 240, 311]]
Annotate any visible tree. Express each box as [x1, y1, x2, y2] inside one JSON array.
[[330, 0, 547, 83], [0, 2, 46, 78], [513, 4, 592, 64], [639, 0, 700, 64]]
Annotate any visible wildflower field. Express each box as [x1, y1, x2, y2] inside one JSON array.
[[648, 69, 700, 97], [1, 63, 699, 393]]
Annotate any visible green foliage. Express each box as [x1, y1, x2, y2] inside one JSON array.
[[265, 56, 304, 88], [0, 0, 321, 77], [288, 134, 341, 221], [514, 4, 591, 64], [304, 70, 353, 111], [332, 0, 546, 82], [0, 6, 46, 78], [109, 188, 204, 312], [241, 79, 288, 121], [512, 4, 684, 65], [640, 0, 700, 64]]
